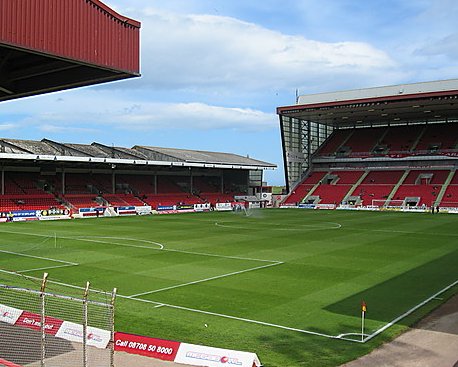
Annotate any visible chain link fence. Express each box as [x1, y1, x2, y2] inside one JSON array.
[[0, 271, 115, 367]]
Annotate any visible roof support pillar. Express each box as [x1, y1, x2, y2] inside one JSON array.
[[62, 170, 65, 195], [1, 168, 4, 195], [220, 171, 224, 194]]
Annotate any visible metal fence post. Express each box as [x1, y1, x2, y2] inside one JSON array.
[[110, 288, 117, 367], [1, 274, 114, 367], [83, 281, 90, 367], [40, 273, 49, 367]]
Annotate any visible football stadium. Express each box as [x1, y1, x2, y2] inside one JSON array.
[[0, 1, 457, 367]]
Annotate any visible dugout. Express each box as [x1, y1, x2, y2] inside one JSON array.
[[277, 79, 458, 193]]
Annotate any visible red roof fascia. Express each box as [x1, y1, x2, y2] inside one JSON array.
[[277, 89, 458, 115], [0, 0, 140, 74], [88, 0, 141, 28]]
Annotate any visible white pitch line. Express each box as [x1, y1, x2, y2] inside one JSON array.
[[68, 236, 164, 250], [128, 261, 283, 298], [0, 267, 357, 343], [371, 229, 458, 237], [0, 229, 164, 250], [215, 222, 342, 231], [0, 249, 77, 265], [363, 279, 458, 343], [161, 247, 279, 264], [0, 229, 280, 264], [0, 269, 118, 300], [17, 264, 77, 274], [117, 293, 345, 341]]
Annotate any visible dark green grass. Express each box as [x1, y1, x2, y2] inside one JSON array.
[[0, 209, 457, 366]]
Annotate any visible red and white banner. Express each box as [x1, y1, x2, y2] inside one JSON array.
[[114, 332, 180, 361], [0, 358, 23, 367], [56, 321, 111, 349], [174, 343, 261, 367], [114, 332, 261, 367], [15, 311, 63, 336], [0, 304, 23, 325], [0, 304, 110, 349]]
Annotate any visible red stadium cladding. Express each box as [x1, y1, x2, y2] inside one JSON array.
[[0, 0, 140, 74]]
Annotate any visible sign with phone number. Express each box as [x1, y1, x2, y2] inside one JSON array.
[[114, 332, 181, 361]]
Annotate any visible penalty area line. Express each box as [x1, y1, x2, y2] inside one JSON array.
[[17, 264, 78, 274], [0, 249, 78, 266], [127, 261, 283, 297]]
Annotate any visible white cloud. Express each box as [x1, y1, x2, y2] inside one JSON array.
[[120, 7, 396, 91], [39, 124, 99, 134], [118, 102, 276, 131], [0, 123, 15, 131], [0, 92, 276, 133]]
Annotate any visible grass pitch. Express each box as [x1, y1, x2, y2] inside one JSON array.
[[0, 209, 457, 366]]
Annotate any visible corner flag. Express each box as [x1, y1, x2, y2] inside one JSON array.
[[361, 300, 367, 342]]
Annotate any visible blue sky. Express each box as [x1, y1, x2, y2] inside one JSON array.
[[1, 0, 457, 185]]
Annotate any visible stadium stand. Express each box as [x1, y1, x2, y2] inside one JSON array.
[[414, 123, 458, 152], [141, 194, 201, 209], [192, 176, 220, 193], [391, 170, 450, 206], [115, 174, 155, 194], [380, 125, 421, 153], [329, 170, 364, 184], [103, 194, 146, 207], [282, 171, 327, 204], [344, 127, 386, 155], [316, 124, 458, 159], [61, 194, 101, 209], [0, 139, 274, 215], [440, 171, 458, 207], [278, 79, 458, 210], [0, 194, 63, 211], [157, 176, 187, 194], [312, 183, 353, 204], [310, 170, 364, 204], [317, 129, 352, 156], [352, 170, 405, 206]]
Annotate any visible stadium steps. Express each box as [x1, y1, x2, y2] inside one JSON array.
[[335, 129, 354, 154], [301, 174, 329, 203], [376, 128, 390, 146], [434, 169, 456, 207], [410, 125, 427, 151], [342, 170, 370, 203], [385, 169, 410, 204]]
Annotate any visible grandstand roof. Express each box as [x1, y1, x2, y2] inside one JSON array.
[[277, 79, 458, 128], [134, 146, 275, 167], [0, 138, 276, 170], [0, 0, 140, 102]]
